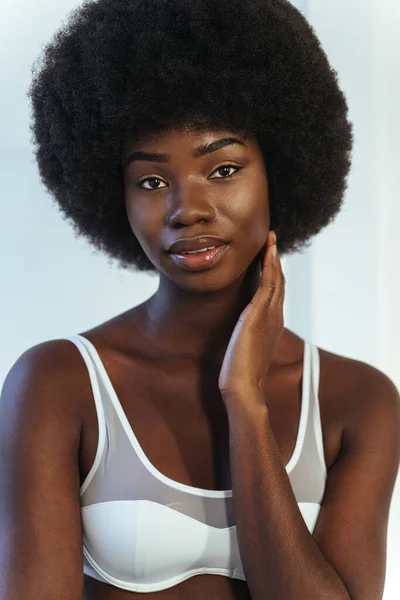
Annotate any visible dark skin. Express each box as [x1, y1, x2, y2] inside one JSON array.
[[0, 128, 399, 600]]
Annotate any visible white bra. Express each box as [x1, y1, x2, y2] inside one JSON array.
[[65, 334, 327, 593]]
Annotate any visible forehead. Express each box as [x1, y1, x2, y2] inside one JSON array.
[[123, 127, 257, 168]]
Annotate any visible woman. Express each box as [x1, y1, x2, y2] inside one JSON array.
[[1, 0, 399, 598]]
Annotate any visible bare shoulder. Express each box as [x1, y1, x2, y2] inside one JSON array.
[[6, 336, 88, 371], [310, 347, 399, 599], [317, 344, 400, 453], [283, 329, 400, 471], [1, 337, 93, 429], [0, 338, 91, 598]]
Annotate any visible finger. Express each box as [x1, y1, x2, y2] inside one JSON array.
[[259, 234, 270, 273], [259, 233, 276, 295], [261, 231, 275, 273], [273, 245, 286, 299], [268, 231, 277, 276], [263, 232, 284, 296], [259, 240, 267, 268]]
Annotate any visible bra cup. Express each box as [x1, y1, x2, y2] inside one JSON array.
[[82, 500, 243, 585], [82, 499, 321, 591], [82, 501, 142, 581]]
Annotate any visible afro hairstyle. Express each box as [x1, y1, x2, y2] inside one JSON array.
[[28, 0, 353, 271]]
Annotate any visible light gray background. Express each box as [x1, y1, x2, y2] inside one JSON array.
[[1, 1, 399, 596]]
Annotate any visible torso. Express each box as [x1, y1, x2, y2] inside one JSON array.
[[77, 305, 349, 599]]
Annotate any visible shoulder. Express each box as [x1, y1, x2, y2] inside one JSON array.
[[310, 348, 399, 599], [317, 344, 400, 409], [0, 338, 87, 597], [288, 332, 400, 470], [3, 337, 90, 387], [1, 337, 92, 428], [317, 345, 400, 449]]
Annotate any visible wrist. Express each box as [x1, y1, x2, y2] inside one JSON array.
[[221, 387, 269, 415]]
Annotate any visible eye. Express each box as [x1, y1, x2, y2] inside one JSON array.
[[210, 164, 242, 180], [136, 164, 242, 191], [136, 177, 168, 191]]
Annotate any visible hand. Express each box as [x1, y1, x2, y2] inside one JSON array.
[[218, 231, 285, 403]]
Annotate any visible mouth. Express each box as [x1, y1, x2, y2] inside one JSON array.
[[168, 243, 229, 271]]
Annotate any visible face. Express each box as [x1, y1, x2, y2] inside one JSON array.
[[122, 127, 270, 292]]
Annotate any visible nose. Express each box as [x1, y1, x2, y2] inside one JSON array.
[[165, 185, 216, 227]]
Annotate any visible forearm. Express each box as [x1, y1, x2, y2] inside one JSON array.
[[226, 393, 351, 600]]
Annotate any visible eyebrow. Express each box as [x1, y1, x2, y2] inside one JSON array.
[[123, 136, 247, 168]]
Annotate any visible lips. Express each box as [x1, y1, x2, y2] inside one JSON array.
[[167, 236, 227, 254], [169, 243, 229, 271]]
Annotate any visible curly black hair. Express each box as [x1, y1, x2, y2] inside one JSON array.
[[28, 0, 353, 272]]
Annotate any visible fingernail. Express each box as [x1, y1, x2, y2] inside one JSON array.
[[272, 245, 277, 259]]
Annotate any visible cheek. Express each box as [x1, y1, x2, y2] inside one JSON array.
[[229, 188, 270, 241], [125, 199, 150, 238], [125, 202, 153, 252], [125, 203, 138, 235]]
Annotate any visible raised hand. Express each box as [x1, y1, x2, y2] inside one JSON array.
[[218, 231, 285, 405]]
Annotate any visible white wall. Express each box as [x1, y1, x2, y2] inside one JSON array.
[[285, 1, 400, 598], [0, 1, 160, 382], [1, 1, 399, 597]]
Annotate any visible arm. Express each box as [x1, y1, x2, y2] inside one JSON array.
[[0, 341, 86, 599], [225, 366, 400, 600]]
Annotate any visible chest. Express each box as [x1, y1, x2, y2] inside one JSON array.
[[78, 348, 333, 491]]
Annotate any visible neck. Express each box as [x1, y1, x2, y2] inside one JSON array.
[[140, 258, 262, 365]]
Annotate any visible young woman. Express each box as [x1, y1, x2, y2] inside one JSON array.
[[1, 1, 399, 599]]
